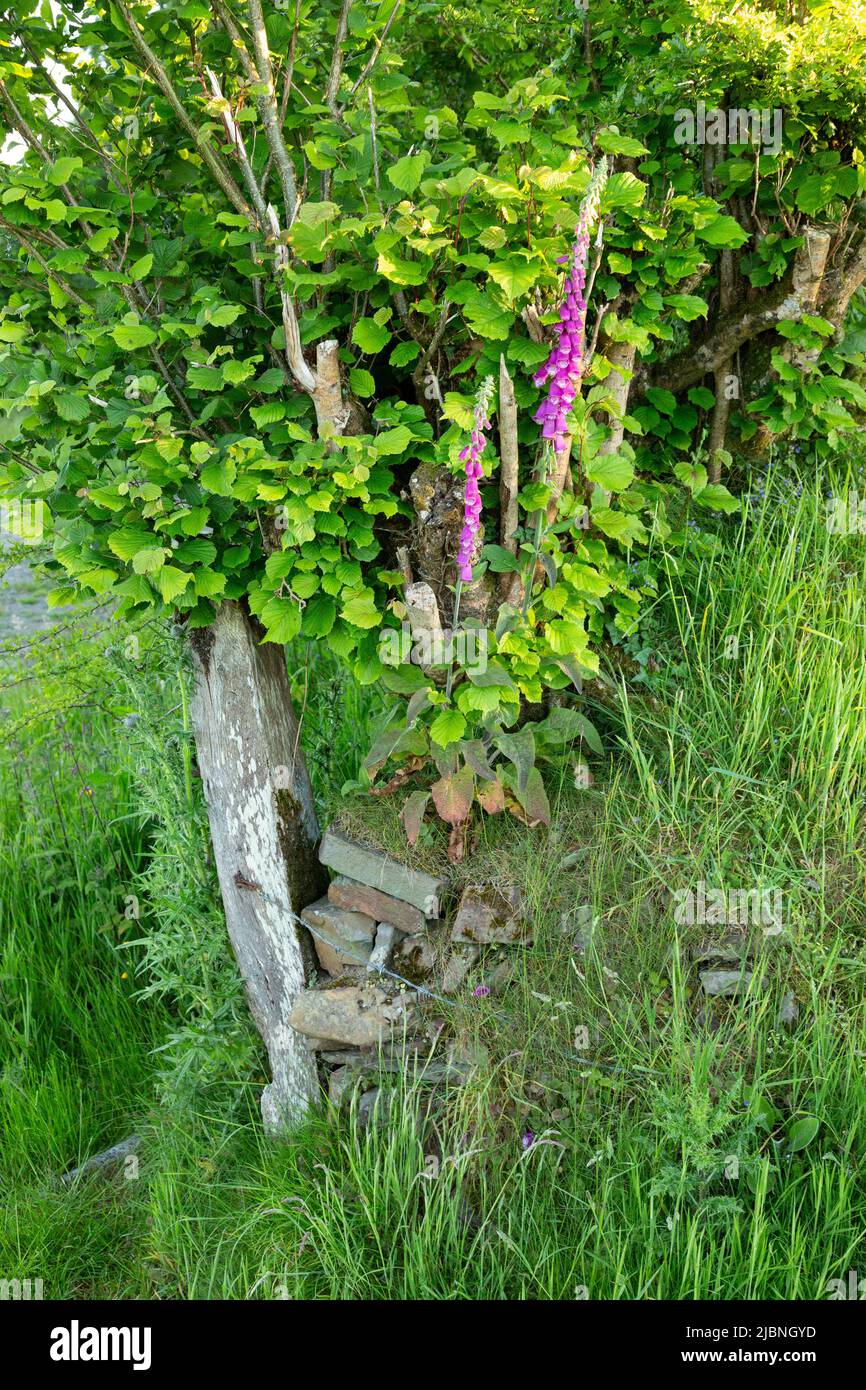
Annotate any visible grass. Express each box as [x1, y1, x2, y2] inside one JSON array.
[[0, 464, 864, 1299]]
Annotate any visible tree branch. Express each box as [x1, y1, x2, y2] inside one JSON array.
[[113, 0, 251, 218], [246, 0, 299, 225]]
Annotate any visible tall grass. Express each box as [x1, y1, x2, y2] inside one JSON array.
[[1, 465, 864, 1299]]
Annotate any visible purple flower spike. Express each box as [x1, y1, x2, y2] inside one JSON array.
[[455, 376, 495, 584], [533, 157, 608, 452]]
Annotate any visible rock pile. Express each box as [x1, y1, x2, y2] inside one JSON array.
[[287, 828, 526, 1111], [288, 830, 448, 1110]]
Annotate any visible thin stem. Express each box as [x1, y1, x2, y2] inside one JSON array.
[[444, 579, 463, 700]]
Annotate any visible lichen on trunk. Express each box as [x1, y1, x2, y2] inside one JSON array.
[[188, 600, 326, 1134]]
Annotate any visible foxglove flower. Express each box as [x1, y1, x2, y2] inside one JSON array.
[[533, 157, 608, 454], [455, 375, 496, 583]]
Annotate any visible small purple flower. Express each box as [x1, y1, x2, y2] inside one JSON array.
[[522, 1130, 536, 1150], [533, 158, 608, 455], [473, 984, 490, 998], [455, 377, 495, 583]]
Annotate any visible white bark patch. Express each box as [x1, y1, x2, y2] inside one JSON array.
[[189, 602, 324, 1133]]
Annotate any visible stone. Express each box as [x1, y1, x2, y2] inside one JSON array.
[[451, 883, 527, 945], [691, 933, 751, 964], [392, 933, 436, 983], [319, 829, 446, 916], [301, 897, 375, 974], [699, 968, 763, 997], [778, 992, 799, 1029], [484, 956, 515, 994], [357, 1088, 391, 1129], [328, 875, 426, 934], [288, 984, 416, 1046], [328, 1065, 359, 1107], [441, 946, 480, 994], [368, 923, 397, 974]]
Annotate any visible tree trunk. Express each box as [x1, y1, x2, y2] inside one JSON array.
[[188, 600, 326, 1135]]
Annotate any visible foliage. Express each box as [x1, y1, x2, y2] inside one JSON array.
[[0, 0, 864, 842]]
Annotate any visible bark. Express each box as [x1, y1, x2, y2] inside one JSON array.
[[708, 248, 736, 481], [188, 601, 326, 1134], [498, 354, 520, 588], [407, 460, 495, 625], [594, 336, 637, 486], [650, 227, 833, 396]]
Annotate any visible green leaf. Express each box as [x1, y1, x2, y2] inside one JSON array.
[[786, 1116, 819, 1152], [535, 706, 602, 755], [373, 424, 412, 455], [129, 253, 153, 280], [595, 129, 649, 157], [645, 387, 677, 416], [200, 457, 236, 496], [487, 255, 539, 302], [132, 546, 166, 575], [352, 318, 391, 354], [53, 393, 89, 423], [108, 525, 154, 561], [697, 215, 749, 248], [156, 565, 191, 604], [253, 368, 287, 393], [586, 452, 634, 492], [207, 303, 244, 327], [349, 367, 376, 397], [187, 365, 224, 391], [174, 538, 217, 565], [341, 592, 380, 628], [665, 294, 708, 321], [387, 152, 430, 195], [601, 172, 646, 212], [480, 544, 519, 573], [112, 323, 157, 350], [674, 460, 708, 493], [194, 569, 226, 598], [48, 156, 83, 185], [260, 595, 302, 643], [693, 483, 740, 513], [430, 707, 467, 749], [390, 341, 421, 367], [302, 594, 336, 637]]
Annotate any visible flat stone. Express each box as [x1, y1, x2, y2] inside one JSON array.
[[301, 897, 375, 974], [451, 884, 526, 945], [327, 1065, 371, 1107], [319, 829, 445, 916], [484, 956, 515, 994], [691, 933, 752, 965], [778, 992, 799, 1029], [368, 923, 397, 974], [392, 934, 436, 983], [328, 875, 426, 934], [289, 984, 416, 1046], [700, 968, 763, 997], [441, 946, 480, 995]]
